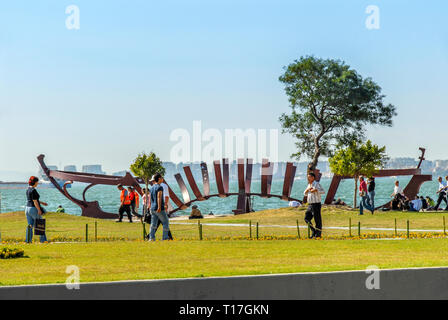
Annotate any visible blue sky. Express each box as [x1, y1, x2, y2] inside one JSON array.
[[0, 0, 447, 176]]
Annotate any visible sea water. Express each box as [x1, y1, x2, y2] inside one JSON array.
[[0, 177, 439, 216]]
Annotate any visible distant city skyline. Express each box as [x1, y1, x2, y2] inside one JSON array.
[[6, 155, 448, 183], [1, 1, 447, 175]]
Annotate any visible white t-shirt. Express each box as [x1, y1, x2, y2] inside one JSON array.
[[393, 185, 404, 196], [160, 183, 172, 212], [438, 181, 447, 193], [161, 183, 169, 198]]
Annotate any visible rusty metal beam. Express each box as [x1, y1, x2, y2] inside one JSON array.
[[289, 165, 297, 200], [164, 182, 187, 210], [261, 159, 273, 197], [200, 162, 210, 197], [245, 158, 253, 194], [174, 173, 191, 204], [324, 175, 344, 205], [213, 160, 226, 197], [282, 162, 294, 200], [237, 158, 245, 191], [222, 158, 230, 194]]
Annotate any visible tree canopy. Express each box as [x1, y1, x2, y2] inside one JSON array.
[[130, 152, 166, 188], [279, 56, 396, 170], [329, 140, 389, 207]]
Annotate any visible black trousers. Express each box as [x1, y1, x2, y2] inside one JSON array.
[[305, 203, 322, 237], [130, 200, 142, 218], [435, 192, 448, 210], [119, 205, 132, 222]]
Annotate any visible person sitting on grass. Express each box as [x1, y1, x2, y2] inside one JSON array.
[[189, 205, 203, 220], [56, 205, 65, 213], [420, 196, 428, 211], [426, 196, 436, 210], [408, 196, 423, 212], [332, 198, 346, 206]]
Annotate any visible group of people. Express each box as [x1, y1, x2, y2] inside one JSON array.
[[23, 170, 448, 243], [390, 178, 442, 212], [358, 176, 376, 215], [116, 185, 141, 223], [117, 174, 172, 241]]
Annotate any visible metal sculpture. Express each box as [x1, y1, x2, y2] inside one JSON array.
[[38, 155, 302, 218], [170, 158, 302, 215], [37, 154, 143, 219], [324, 148, 432, 208]]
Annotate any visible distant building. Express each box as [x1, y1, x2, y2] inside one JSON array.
[[82, 165, 105, 175]]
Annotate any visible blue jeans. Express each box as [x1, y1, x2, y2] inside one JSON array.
[[149, 210, 170, 241], [25, 206, 47, 243], [359, 196, 374, 215], [368, 191, 375, 211]]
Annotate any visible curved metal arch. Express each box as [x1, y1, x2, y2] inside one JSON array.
[[324, 148, 432, 208], [38, 154, 142, 219]]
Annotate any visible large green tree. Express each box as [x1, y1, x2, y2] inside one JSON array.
[[130, 152, 166, 194], [279, 56, 396, 170], [329, 140, 389, 208]]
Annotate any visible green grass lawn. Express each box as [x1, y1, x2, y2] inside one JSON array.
[[2, 206, 448, 242], [2, 208, 448, 286], [1, 239, 448, 286]]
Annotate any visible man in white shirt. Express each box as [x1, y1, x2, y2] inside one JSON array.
[[391, 181, 406, 210], [391, 181, 404, 197], [434, 176, 448, 211], [303, 172, 325, 238], [160, 178, 171, 214]]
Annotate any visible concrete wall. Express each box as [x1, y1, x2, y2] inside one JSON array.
[[1, 267, 448, 300]]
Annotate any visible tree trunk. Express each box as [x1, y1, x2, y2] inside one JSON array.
[[353, 177, 358, 209], [145, 181, 149, 212], [308, 150, 320, 172]]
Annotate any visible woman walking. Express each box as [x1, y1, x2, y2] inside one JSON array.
[[367, 177, 376, 213], [359, 176, 374, 215], [25, 176, 48, 243]]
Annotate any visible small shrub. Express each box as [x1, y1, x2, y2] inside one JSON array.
[[0, 247, 25, 259]]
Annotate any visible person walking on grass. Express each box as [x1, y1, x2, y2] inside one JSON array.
[[148, 173, 171, 241], [359, 176, 374, 215], [127, 186, 141, 219], [303, 172, 325, 238], [117, 184, 132, 223], [367, 177, 376, 212], [25, 176, 48, 243], [434, 176, 448, 211], [142, 187, 151, 222]]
